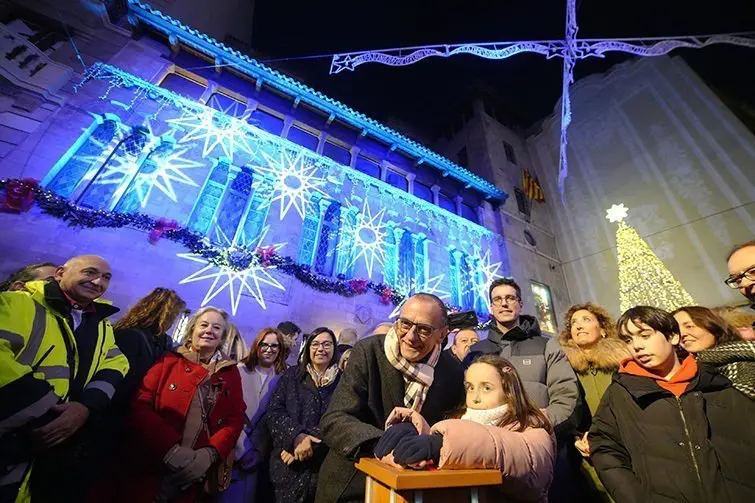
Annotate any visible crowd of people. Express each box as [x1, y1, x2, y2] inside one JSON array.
[[0, 239, 753, 503]]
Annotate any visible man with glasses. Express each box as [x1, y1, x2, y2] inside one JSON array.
[[726, 240, 755, 309], [465, 278, 579, 503], [315, 294, 464, 503]]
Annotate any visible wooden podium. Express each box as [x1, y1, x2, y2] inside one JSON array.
[[356, 458, 502, 503]]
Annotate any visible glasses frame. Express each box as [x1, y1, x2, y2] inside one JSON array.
[[395, 318, 437, 340], [725, 265, 755, 288], [258, 342, 280, 351], [490, 295, 521, 307], [310, 341, 334, 350]]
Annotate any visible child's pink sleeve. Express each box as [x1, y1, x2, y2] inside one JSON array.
[[431, 419, 556, 496]]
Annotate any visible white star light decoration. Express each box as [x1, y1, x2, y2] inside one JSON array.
[[389, 274, 450, 318], [467, 249, 503, 311], [254, 148, 328, 220], [168, 107, 256, 161], [340, 200, 388, 279], [177, 226, 286, 315], [606, 203, 629, 223], [76, 137, 202, 207]]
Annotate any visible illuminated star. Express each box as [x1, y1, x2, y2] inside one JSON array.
[[254, 148, 328, 220], [606, 203, 629, 223], [389, 274, 450, 318], [340, 200, 388, 279], [467, 249, 503, 311], [168, 106, 256, 161], [177, 226, 286, 314]]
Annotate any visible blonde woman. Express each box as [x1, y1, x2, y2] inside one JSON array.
[[559, 303, 630, 502], [109, 307, 244, 503]]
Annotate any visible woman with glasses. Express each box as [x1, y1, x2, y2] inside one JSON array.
[[266, 327, 341, 503], [221, 328, 289, 503]]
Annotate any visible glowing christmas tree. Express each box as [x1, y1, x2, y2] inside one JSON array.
[[606, 204, 695, 313]]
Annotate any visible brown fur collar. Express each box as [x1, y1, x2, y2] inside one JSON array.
[[559, 337, 631, 374]]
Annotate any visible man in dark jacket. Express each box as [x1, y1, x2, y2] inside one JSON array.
[[314, 294, 465, 503], [464, 278, 579, 436], [464, 278, 580, 502], [590, 305, 755, 502]]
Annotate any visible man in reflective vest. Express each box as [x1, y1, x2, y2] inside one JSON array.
[[0, 255, 129, 503]]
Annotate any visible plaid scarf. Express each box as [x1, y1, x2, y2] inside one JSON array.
[[697, 340, 755, 399], [306, 363, 340, 388], [383, 327, 441, 411]]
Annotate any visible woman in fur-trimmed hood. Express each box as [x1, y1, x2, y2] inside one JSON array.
[[559, 303, 630, 503]]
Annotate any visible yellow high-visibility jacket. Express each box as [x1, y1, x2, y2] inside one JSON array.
[[0, 280, 129, 502]]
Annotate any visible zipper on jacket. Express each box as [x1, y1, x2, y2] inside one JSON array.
[[676, 396, 703, 487]]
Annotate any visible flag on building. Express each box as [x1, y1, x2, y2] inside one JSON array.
[[522, 169, 545, 202]]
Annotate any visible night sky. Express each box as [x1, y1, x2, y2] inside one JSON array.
[[251, 0, 755, 140]]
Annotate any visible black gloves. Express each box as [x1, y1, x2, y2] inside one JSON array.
[[374, 422, 418, 458], [392, 434, 443, 466]]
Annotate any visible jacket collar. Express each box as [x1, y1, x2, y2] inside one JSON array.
[[486, 314, 541, 344], [27, 280, 119, 320], [613, 363, 731, 401]]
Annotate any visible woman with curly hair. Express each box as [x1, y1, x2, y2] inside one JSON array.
[[112, 287, 187, 409], [559, 303, 630, 502]]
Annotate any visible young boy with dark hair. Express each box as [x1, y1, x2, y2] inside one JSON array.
[[589, 305, 755, 503]]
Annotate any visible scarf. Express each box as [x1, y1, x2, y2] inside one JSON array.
[[383, 327, 441, 411], [696, 340, 755, 400], [306, 363, 340, 388], [620, 355, 698, 397], [461, 404, 509, 427]]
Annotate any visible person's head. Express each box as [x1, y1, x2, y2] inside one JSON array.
[[183, 306, 230, 354], [726, 240, 755, 306], [338, 328, 358, 347], [368, 322, 394, 337], [339, 348, 352, 370], [301, 327, 337, 371], [0, 262, 57, 292], [617, 306, 680, 376], [54, 255, 112, 304], [277, 320, 302, 351], [671, 306, 740, 353], [113, 288, 186, 335], [714, 306, 755, 341], [489, 278, 522, 326], [394, 293, 449, 362], [451, 328, 479, 360], [463, 355, 552, 434], [243, 327, 288, 374], [560, 303, 618, 349]]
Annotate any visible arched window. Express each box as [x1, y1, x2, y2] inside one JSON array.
[[215, 166, 254, 244], [187, 158, 231, 235], [44, 117, 123, 198], [459, 254, 475, 310], [77, 127, 150, 210], [398, 230, 415, 286], [314, 201, 341, 276]]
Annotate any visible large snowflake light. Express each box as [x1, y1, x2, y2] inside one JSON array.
[[76, 133, 202, 206], [389, 274, 450, 318], [177, 226, 286, 314], [254, 148, 328, 220], [340, 200, 388, 279], [467, 249, 503, 311], [168, 107, 256, 161]]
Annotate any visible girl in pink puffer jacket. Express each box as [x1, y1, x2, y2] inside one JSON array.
[[380, 354, 556, 502]]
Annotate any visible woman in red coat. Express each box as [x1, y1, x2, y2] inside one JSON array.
[[116, 306, 244, 503]]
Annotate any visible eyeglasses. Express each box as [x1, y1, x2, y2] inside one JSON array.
[[725, 266, 755, 288], [311, 341, 334, 350], [395, 318, 436, 340], [259, 343, 280, 351], [491, 295, 520, 307]]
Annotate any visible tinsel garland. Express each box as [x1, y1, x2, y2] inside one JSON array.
[[0, 179, 408, 305]]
